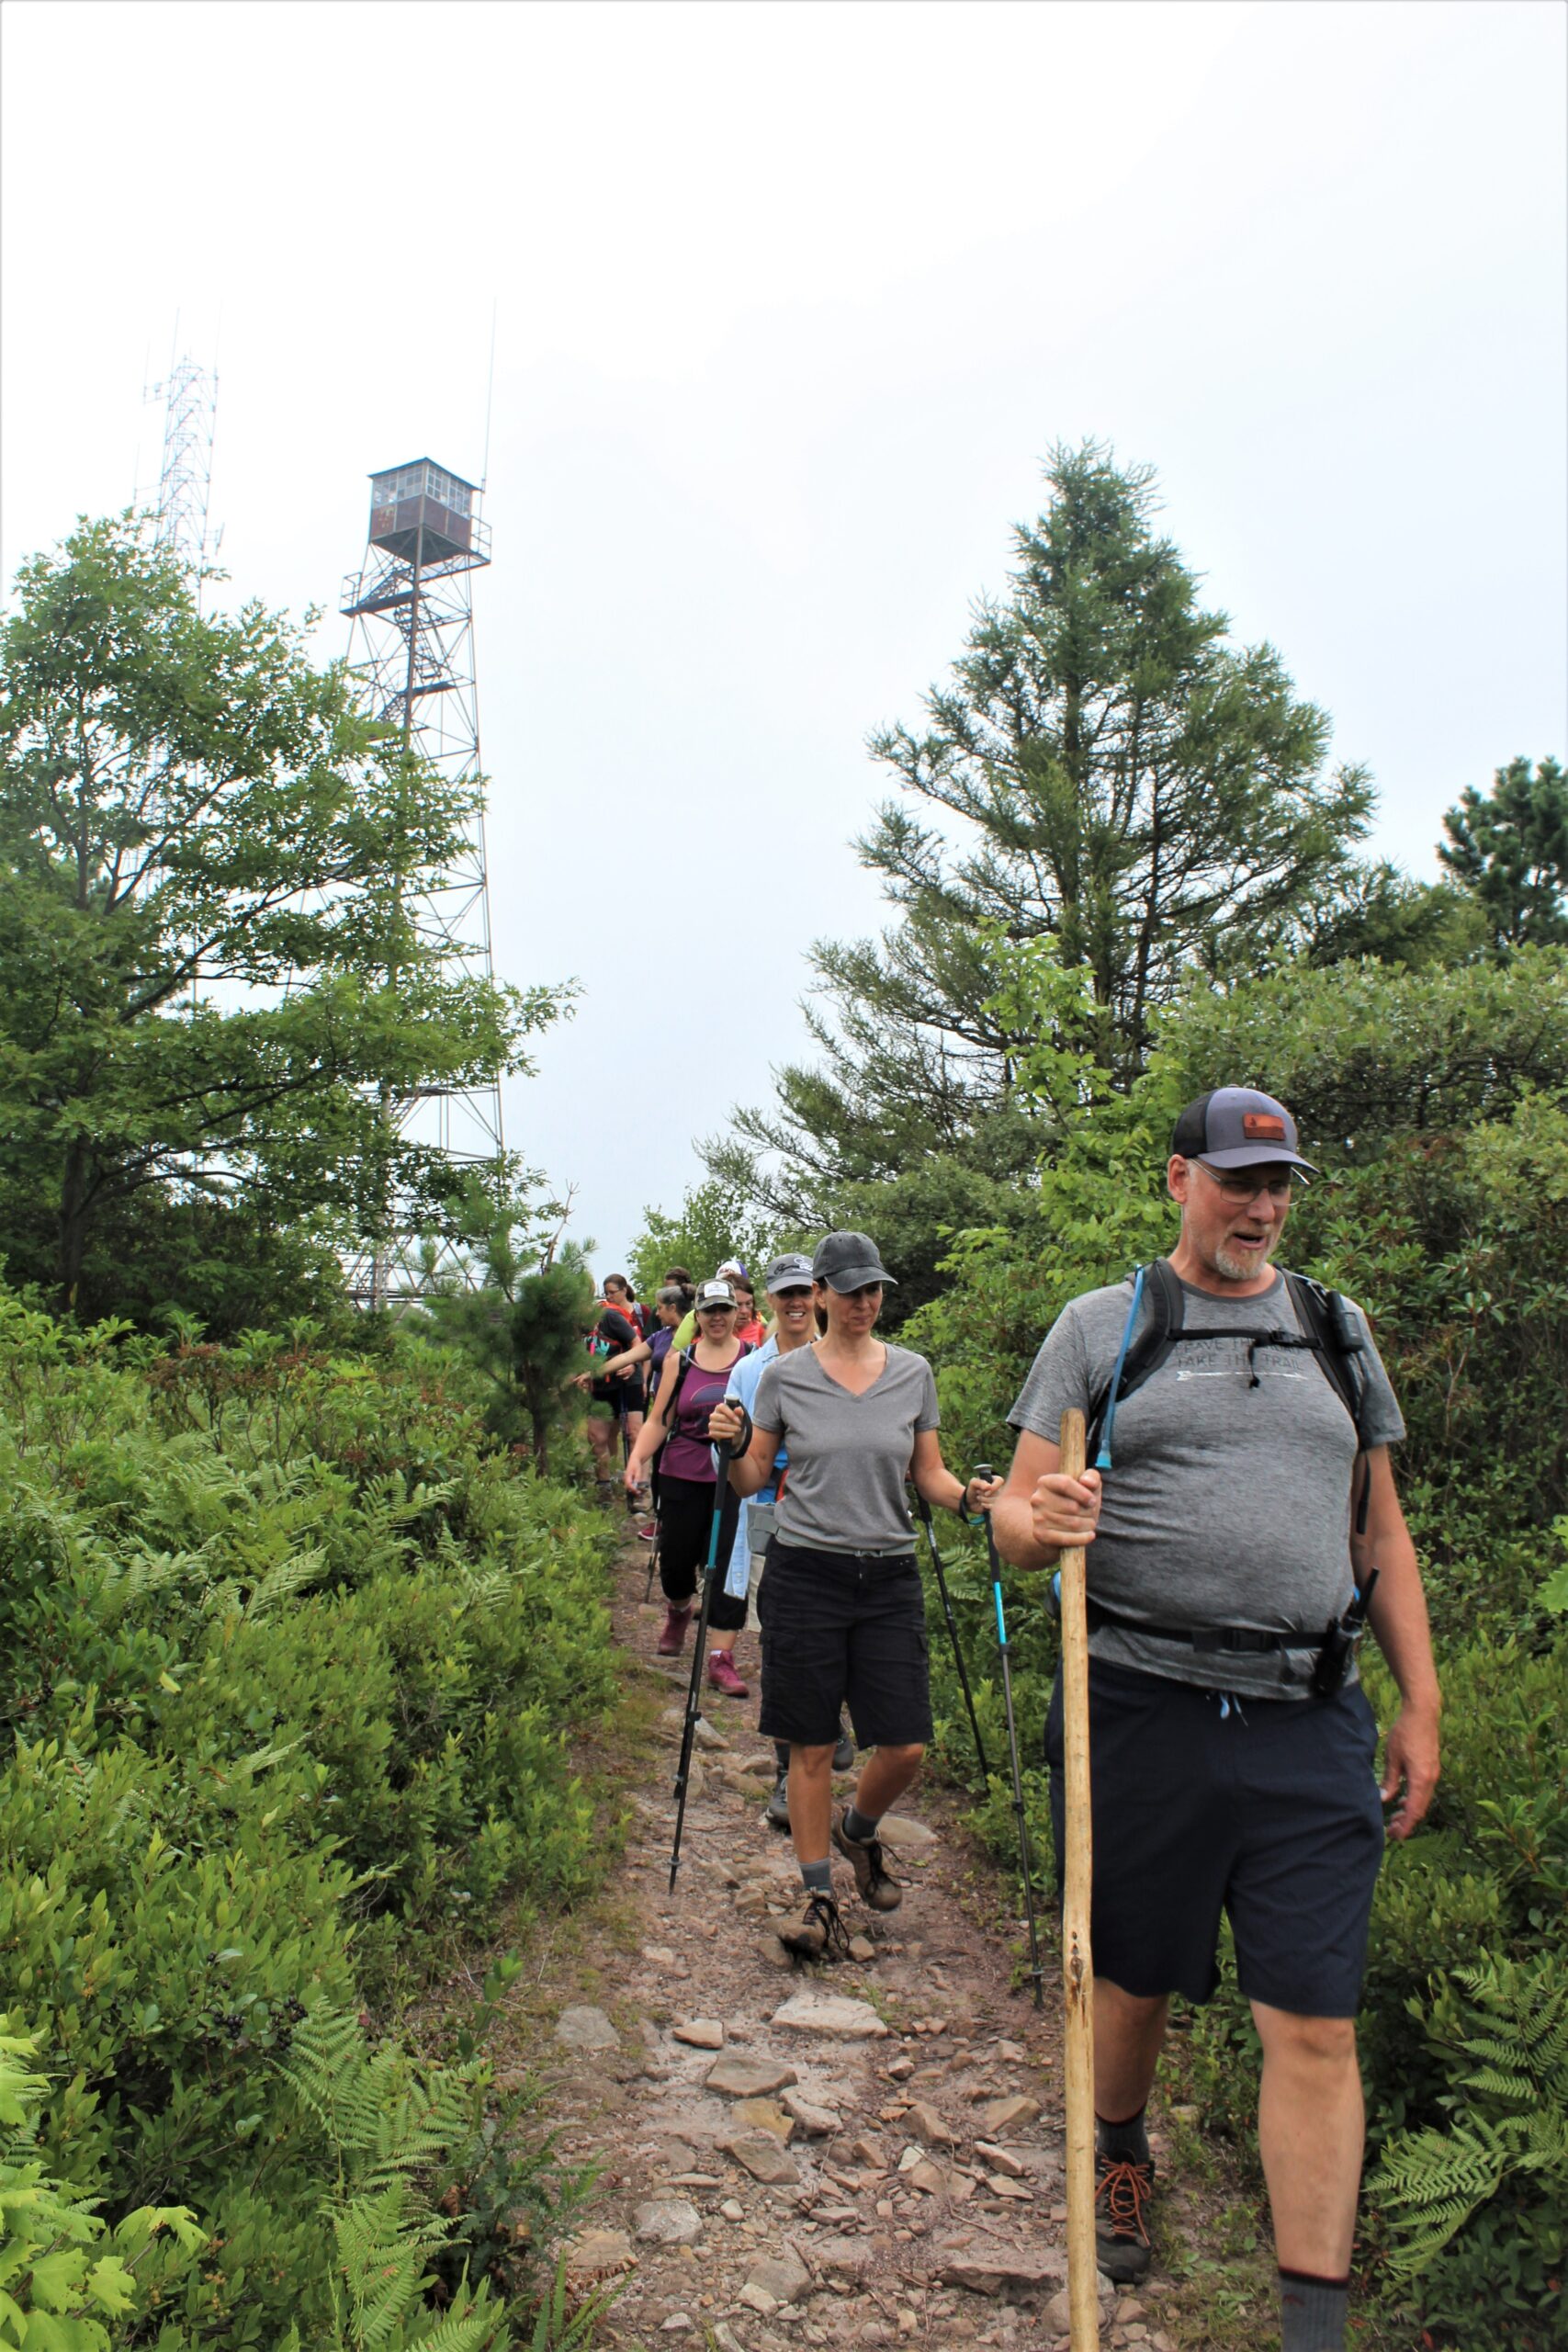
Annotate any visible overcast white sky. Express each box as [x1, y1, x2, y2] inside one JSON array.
[[4, 0, 1564, 1274]]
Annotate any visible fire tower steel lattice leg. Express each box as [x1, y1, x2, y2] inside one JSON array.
[[341, 459, 503, 1309]]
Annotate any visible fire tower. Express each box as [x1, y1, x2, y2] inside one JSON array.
[[341, 459, 503, 1307]]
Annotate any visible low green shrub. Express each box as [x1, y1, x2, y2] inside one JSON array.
[[0, 1291, 621, 2348]]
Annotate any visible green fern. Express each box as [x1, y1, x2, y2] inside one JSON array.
[[1369, 1954, 1568, 2278], [277, 2007, 510, 2351]]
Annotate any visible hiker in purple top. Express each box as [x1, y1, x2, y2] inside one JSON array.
[[626, 1279, 751, 1681]]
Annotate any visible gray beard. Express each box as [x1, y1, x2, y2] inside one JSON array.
[[1213, 1238, 1277, 1282]]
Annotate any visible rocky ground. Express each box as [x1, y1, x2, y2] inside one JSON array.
[[499, 1526, 1200, 2352]]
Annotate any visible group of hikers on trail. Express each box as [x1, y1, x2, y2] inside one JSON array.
[[577, 1087, 1442, 2352]]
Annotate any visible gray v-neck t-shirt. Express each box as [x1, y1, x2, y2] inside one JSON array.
[[752, 1343, 941, 1557]]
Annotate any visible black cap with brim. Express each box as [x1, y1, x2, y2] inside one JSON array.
[[1172, 1086, 1318, 1174], [812, 1229, 897, 1292]]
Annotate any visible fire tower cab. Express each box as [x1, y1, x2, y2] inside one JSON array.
[[367, 459, 476, 564]]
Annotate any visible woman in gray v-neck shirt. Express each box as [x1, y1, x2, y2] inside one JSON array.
[[711, 1229, 996, 1964]]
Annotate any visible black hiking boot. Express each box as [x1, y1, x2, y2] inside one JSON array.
[[831, 1807, 902, 1913], [1094, 2148, 1156, 2281], [778, 1891, 851, 1963]]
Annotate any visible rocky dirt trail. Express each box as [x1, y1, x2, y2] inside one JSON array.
[[515, 1527, 1182, 2352]]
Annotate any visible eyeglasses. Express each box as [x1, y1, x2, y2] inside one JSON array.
[[1194, 1161, 1303, 1206]]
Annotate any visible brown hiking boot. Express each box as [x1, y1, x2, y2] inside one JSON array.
[[1094, 2150, 1156, 2281], [778, 1892, 851, 1963], [831, 1808, 903, 1912]]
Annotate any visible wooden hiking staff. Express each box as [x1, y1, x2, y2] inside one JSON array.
[[1058, 1406, 1098, 2349]]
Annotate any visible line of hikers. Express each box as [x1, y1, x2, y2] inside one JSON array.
[[569, 1088, 1441, 2352]]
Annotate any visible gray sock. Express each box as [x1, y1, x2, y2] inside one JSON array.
[[801, 1859, 833, 1896], [1279, 2270, 1348, 2352], [842, 1804, 881, 1843], [1095, 2105, 1151, 2165]]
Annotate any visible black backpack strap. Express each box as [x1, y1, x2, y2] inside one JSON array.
[[1086, 1260, 1182, 1465], [1282, 1272, 1367, 1437]]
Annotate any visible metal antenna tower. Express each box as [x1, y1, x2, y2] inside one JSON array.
[[340, 459, 504, 1308], [147, 354, 218, 577]]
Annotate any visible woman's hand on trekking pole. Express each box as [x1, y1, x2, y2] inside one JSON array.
[[1030, 1467, 1103, 1552], [707, 1400, 746, 1446], [964, 1473, 1002, 1517]]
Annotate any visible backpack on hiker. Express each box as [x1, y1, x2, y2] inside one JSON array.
[[1085, 1260, 1378, 1696]]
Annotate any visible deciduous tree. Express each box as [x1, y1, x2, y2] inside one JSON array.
[[0, 516, 563, 1314]]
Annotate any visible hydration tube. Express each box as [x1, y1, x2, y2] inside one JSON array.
[[1096, 1262, 1146, 1471]]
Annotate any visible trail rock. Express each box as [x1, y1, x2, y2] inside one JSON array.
[[706, 2055, 799, 2098], [878, 1814, 937, 1848], [908, 2156, 947, 2194], [738, 1749, 776, 1776], [555, 2005, 619, 2051], [732, 2096, 795, 2143], [886, 2055, 915, 2080], [773, 1991, 888, 2039], [809, 2235, 876, 2282], [718, 1764, 771, 1797], [738, 2281, 777, 2315], [782, 2087, 841, 2136], [642, 1945, 677, 1967], [852, 2132, 888, 2168], [565, 2226, 633, 2271], [907, 2099, 955, 2148], [974, 2141, 1027, 2177], [726, 2131, 801, 2185], [745, 2252, 813, 2305], [982, 2093, 1040, 2134], [942, 2245, 1066, 2299], [634, 2198, 703, 2245], [848, 1934, 877, 1962], [672, 2018, 725, 2049]]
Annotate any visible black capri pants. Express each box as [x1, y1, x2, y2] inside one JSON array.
[[1044, 1657, 1385, 2018], [658, 1474, 746, 1633], [757, 1542, 934, 1747]]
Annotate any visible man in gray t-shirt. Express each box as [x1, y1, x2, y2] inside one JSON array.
[[990, 1087, 1441, 2352]]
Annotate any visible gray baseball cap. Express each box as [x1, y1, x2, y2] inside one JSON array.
[[812, 1230, 897, 1292], [1171, 1087, 1316, 1173], [764, 1252, 815, 1293]]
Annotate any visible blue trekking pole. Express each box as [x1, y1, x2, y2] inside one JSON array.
[[974, 1464, 1045, 2010], [669, 1437, 737, 1894]]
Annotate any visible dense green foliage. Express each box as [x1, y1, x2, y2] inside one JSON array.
[[0, 1294, 619, 2347], [0, 517, 563, 1324]]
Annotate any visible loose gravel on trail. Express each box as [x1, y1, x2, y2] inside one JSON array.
[[522, 1533, 1179, 2351]]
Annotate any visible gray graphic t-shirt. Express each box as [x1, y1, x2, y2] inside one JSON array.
[[1008, 1270, 1404, 1699], [753, 1343, 940, 1558]]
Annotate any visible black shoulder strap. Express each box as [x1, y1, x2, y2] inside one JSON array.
[[1282, 1271, 1367, 1438], [663, 1344, 696, 1427], [1086, 1260, 1181, 1461]]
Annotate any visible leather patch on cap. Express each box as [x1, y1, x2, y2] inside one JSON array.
[[1242, 1112, 1287, 1142]]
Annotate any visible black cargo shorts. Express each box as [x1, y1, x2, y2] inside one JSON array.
[[1045, 1657, 1385, 2018]]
